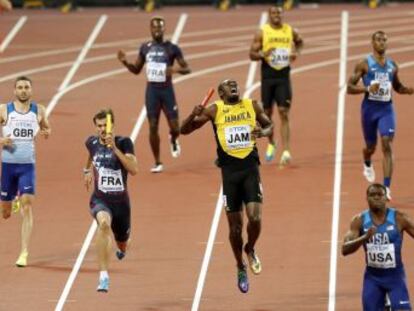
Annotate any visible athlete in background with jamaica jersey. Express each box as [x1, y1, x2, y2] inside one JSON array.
[[249, 5, 303, 167]]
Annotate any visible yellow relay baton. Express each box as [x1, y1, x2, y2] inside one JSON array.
[[106, 113, 113, 148]]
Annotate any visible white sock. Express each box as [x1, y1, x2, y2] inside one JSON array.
[[100, 271, 109, 280]]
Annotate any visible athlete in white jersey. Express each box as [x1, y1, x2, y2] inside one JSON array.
[[0, 76, 51, 267]]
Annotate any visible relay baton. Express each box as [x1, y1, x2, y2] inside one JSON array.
[[106, 113, 113, 148], [201, 87, 215, 107]]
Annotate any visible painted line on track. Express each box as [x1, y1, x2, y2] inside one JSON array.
[[328, 10, 349, 311], [0, 16, 27, 53]]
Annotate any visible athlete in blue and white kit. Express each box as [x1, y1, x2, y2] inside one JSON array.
[[0, 76, 51, 267], [84, 109, 138, 293], [117, 16, 191, 173], [347, 31, 413, 200], [342, 183, 414, 311]]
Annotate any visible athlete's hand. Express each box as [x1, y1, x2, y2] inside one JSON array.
[[117, 50, 127, 63], [103, 133, 115, 149], [364, 226, 377, 241], [191, 104, 204, 117], [368, 82, 380, 94], [0, 136, 12, 147], [290, 51, 298, 62], [39, 128, 50, 139], [251, 126, 263, 139], [263, 48, 274, 58]]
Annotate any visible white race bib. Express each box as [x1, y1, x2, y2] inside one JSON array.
[[98, 168, 124, 193], [269, 48, 290, 68], [224, 125, 252, 150], [146, 62, 167, 82], [366, 243, 396, 269], [368, 80, 392, 102]]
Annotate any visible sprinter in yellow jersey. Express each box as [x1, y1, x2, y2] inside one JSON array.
[[180, 79, 273, 294], [250, 6, 303, 167]]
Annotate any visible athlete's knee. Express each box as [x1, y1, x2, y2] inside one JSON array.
[[2, 207, 11, 219], [98, 219, 111, 232], [381, 138, 393, 154], [229, 222, 243, 239], [278, 108, 289, 121], [20, 203, 32, 214], [364, 145, 376, 154], [148, 119, 159, 134]]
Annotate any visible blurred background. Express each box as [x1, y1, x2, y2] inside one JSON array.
[[6, 0, 414, 12]]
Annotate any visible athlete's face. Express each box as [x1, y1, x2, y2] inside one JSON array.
[[269, 6, 283, 27], [95, 118, 109, 141], [372, 32, 387, 55], [367, 186, 387, 211], [14, 80, 32, 103], [150, 20, 165, 42], [219, 79, 240, 103]]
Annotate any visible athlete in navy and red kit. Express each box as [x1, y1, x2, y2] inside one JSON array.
[[84, 109, 138, 293], [347, 31, 413, 200], [117, 16, 191, 173], [342, 184, 414, 310]]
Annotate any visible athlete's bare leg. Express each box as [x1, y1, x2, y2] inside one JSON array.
[[226, 211, 245, 270], [96, 211, 112, 271]]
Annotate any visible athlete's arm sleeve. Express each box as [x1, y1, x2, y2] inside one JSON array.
[[85, 136, 94, 153], [119, 137, 135, 155], [173, 44, 184, 60]]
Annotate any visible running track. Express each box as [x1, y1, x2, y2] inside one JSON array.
[[0, 4, 414, 311]]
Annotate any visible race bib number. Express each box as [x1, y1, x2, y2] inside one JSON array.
[[146, 62, 167, 82], [366, 243, 396, 269], [7, 120, 38, 141], [368, 80, 392, 102], [224, 125, 251, 150], [268, 48, 290, 68], [98, 168, 124, 193]]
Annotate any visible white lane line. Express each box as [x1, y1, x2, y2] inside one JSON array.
[[51, 18, 108, 311], [245, 11, 267, 91], [54, 223, 97, 311], [57, 15, 107, 93], [328, 11, 348, 311], [0, 16, 27, 53], [46, 15, 107, 117], [53, 13, 187, 311], [191, 188, 223, 311]]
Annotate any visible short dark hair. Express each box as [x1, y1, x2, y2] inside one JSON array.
[[366, 183, 386, 195], [371, 30, 386, 41], [150, 16, 164, 25], [15, 76, 32, 87], [93, 108, 114, 124]]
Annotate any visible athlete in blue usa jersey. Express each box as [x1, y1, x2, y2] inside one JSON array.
[[342, 183, 414, 311], [117, 16, 191, 173], [0, 76, 51, 268], [84, 109, 138, 293], [347, 31, 413, 201]]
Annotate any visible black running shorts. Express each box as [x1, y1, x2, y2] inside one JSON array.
[[90, 194, 131, 242], [261, 77, 292, 109], [221, 164, 263, 213]]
